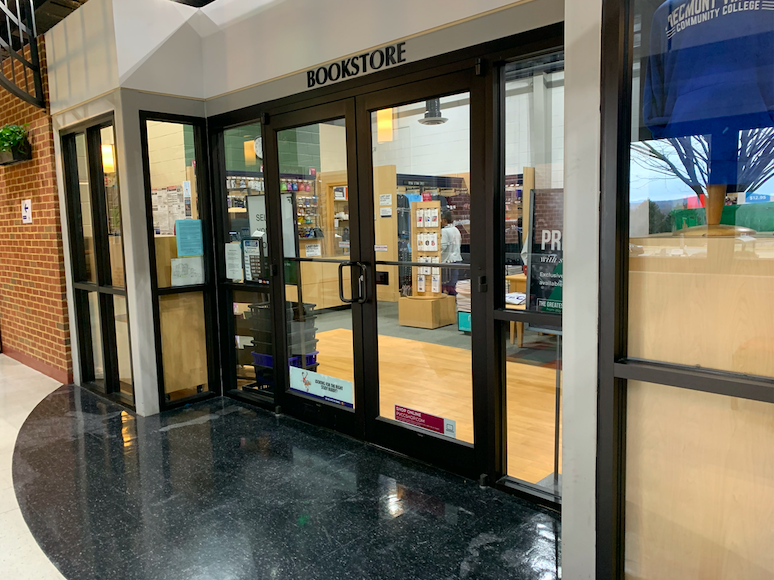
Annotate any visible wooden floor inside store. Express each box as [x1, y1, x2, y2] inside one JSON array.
[[316, 328, 562, 485]]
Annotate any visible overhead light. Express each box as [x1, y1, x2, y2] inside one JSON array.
[[101, 145, 115, 173], [244, 140, 256, 166], [376, 108, 393, 143], [418, 98, 447, 125]]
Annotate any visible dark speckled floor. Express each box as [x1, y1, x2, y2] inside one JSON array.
[[12, 385, 561, 580]]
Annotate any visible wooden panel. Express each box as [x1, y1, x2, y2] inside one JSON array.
[[154, 236, 177, 288], [626, 381, 774, 580], [373, 164, 400, 302], [629, 236, 774, 377], [159, 292, 208, 396]]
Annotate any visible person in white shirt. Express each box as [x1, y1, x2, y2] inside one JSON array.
[[441, 210, 462, 294]]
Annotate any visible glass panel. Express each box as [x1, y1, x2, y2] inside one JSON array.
[[232, 289, 273, 396], [278, 119, 355, 409], [625, 381, 774, 579], [87, 291, 105, 386], [503, 53, 565, 314], [372, 94, 473, 443], [100, 126, 125, 287], [74, 133, 96, 283], [159, 292, 209, 401], [113, 295, 133, 398], [629, 1, 774, 378], [223, 123, 271, 284], [504, 324, 562, 493], [145, 121, 204, 288]]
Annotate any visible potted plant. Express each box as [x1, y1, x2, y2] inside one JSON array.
[[0, 124, 32, 166]]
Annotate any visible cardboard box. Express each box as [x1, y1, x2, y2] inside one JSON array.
[[398, 295, 456, 329]]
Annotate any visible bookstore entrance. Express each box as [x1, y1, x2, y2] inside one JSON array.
[[212, 28, 565, 498], [244, 71, 486, 474]]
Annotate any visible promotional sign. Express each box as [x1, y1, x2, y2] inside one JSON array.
[[526, 189, 563, 313], [289, 367, 353, 408], [243, 239, 266, 282], [394, 405, 456, 439], [746, 192, 771, 204]]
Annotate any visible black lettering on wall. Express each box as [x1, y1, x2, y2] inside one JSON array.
[[369, 49, 385, 70], [328, 62, 341, 82], [397, 42, 406, 63], [385, 45, 397, 65], [341, 58, 352, 77], [305, 43, 408, 87]]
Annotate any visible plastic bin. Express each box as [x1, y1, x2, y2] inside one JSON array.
[[251, 351, 319, 369]]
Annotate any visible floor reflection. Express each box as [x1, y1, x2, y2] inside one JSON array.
[[13, 385, 560, 580]]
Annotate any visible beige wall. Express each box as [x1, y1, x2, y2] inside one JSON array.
[[146, 120, 187, 190], [626, 381, 774, 580]]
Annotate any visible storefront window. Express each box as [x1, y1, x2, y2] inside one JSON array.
[[223, 123, 270, 284], [502, 54, 564, 493], [144, 118, 211, 403], [628, 0, 774, 379], [503, 53, 564, 314], [146, 120, 204, 289], [624, 2, 774, 577]]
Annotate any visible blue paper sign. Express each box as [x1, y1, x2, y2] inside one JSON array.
[[176, 219, 203, 257], [746, 193, 771, 204]]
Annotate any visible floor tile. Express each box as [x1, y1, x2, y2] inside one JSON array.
[[8, 356, 560, 580]]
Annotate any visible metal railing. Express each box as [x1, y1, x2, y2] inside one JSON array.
[[0, 0, 43, 108]]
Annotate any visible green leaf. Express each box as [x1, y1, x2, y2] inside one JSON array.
[[0, 124, 29, 152]]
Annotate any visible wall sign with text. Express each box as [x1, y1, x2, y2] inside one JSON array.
[[307, 42, 407, 88]]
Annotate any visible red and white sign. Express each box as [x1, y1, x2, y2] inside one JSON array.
[[394, 405, 456, 438]]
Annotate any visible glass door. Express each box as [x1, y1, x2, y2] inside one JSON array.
[[62, 120, 133, 405], [264, 100, 365, 437], [356, 71, 485, 476]]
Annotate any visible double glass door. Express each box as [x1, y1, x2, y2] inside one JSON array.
[[262, 71, 484, 474]]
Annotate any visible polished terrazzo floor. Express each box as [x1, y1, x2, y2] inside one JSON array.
[[13, 383, 561, 580]]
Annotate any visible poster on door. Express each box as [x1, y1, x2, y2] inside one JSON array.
[[526, 188, 563, 314], [289, 367, 354, 408], [394, 405, 456, 439]]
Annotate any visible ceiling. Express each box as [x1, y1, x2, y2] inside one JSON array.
[[34, 0, 90, 35]]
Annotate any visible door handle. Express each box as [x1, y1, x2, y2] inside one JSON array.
[[338, 261, 369, 304], [355, 262, 368, 304], [338, 261, 357, 304]]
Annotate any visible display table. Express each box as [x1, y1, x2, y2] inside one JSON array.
[[506, 303, 526, 347], [505, 273, 527, 293]]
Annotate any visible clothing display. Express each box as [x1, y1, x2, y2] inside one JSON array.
[[644, 0, 774, 139], [644, 0, 774, 185]]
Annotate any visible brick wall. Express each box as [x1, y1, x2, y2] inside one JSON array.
[[0, 38, 72, 383], [532, 189, 564, 246]]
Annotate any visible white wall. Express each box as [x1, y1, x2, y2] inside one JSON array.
[[200, 0, 536, 99], [562, 0, 602, 579], [46, 0, 119, 114], [373, 95, 470, 176]]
